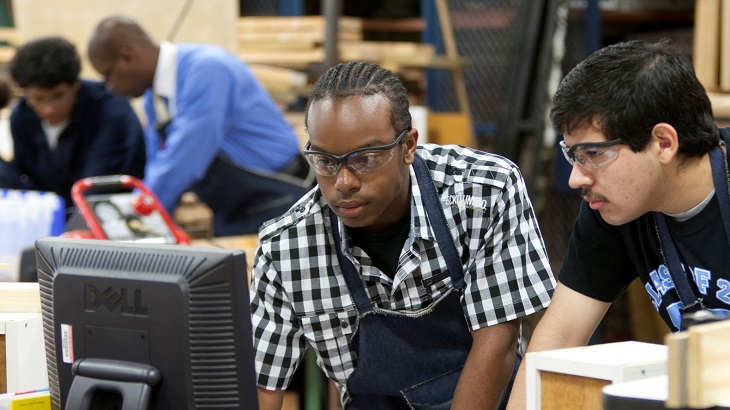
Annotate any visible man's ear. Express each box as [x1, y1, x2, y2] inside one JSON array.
[[652, 123, 679, 165], [117, 45, 135, 63], [404, 128, 419, 165]]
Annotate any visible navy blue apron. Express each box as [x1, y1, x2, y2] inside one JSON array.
[[330, 156, 517, 409], [654, 142, 730, 328]]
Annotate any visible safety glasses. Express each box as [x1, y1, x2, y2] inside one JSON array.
[[559, 139, 624, 170], [304, 129, 409, 177]]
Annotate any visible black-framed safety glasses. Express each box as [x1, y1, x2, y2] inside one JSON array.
[[304, 128, 410, 176]]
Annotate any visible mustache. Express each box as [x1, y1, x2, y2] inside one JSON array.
[[581, 189, 607, 201]]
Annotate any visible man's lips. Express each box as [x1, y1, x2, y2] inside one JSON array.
[[583, 196, 605, 210], [337, 202, 366, 217]]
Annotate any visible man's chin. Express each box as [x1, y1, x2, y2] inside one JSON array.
[[598, 210, 633, 226]]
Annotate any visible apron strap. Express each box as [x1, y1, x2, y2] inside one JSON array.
[[329, 154, 466, 313], [709, 144, 730, 246], [413, 156, 466, 289], [330, 210, 373, 313], [653, 144, 730, 315], [654, 212, 704, 313]]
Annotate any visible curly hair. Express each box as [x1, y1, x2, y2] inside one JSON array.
[[10, 36, 80, 88], [304, 61, 411, 133]]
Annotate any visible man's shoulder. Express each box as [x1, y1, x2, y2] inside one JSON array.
[[177, 43, 242, 68], [416, 143, 521, 188], [9, 98, 34, 121], [257, 189, 327, 245], [78, 81, 131, 105]]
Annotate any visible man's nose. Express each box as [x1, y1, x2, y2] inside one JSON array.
[[568, 164, 593, 190], [335, 165, 360, 192], [35, 103, 58, 118]]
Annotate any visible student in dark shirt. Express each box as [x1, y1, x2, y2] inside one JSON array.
[[1, 36, 145, 213]]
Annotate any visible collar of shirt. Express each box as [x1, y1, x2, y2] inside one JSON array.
[[153, 41, 178, 117], [41, 118, 70, 151], [332, 165, 438, 292]]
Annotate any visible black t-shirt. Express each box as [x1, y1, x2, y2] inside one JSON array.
[[348, 211, 411, 279], [559, 129, 730, 332], [560, 194, 730, 331]]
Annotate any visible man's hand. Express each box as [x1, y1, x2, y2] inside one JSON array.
[[505, 283, 611, 409]]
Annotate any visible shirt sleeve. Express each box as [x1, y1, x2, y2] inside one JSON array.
[[249, 241, 308, 390], [462, 164, 556, 329], [144, 61, 231, 212], [79, 97, 145, 180]]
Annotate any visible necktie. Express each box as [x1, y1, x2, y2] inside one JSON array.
[[152, 94, 172, 143]]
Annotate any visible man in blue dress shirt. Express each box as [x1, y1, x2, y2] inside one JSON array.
[[87, 15, 314, 236]]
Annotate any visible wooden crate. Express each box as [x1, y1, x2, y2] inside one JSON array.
[[693, 0, 730, 92], [525, 341, 668, 410], [666, 320, 730, 408], [0, 312, 48, 394]]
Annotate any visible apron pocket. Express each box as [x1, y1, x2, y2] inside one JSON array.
[[400, 366, 463, 410]]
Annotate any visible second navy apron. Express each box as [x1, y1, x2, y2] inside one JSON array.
[[330, 156, 518, 409]]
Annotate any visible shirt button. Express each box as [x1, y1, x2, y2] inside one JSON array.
[[340, 321, 349, 329]]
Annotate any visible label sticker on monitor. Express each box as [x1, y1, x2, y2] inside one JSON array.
[[61, 323, 74, 364]]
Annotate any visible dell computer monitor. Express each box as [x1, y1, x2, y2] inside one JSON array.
[[35, 237, 259, 409]]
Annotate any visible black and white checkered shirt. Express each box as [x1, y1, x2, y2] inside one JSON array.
[[250, 143, 556, 397]]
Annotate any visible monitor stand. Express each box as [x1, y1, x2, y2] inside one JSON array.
[[65, 358, 161, 410]]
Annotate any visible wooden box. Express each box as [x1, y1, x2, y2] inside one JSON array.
[[525, 341, 668, 410], [0, 313, 48, 394]]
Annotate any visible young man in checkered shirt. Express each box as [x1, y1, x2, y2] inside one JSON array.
[[250, 61, 555, 410]]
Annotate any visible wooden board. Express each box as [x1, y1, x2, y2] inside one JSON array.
[[427, 112, 472, 147], [238, 31, 361, 45], [666, 319, 730, 409], [540, 372, 610, 410], [686, 320, 730, 408], [721, 0, 730, 91], [693, 0, 721, 92], [665, 331, 689, 408], [0, 283, 40, 313], [238, 16, 362, 35]]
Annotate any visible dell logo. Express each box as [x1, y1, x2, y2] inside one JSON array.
[[84, 285, 148, 316]]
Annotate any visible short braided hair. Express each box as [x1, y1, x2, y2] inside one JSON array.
[[304, 62, 411, 132]]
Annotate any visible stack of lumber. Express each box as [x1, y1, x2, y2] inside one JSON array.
[[237, 16, 362, 68], [248, 63, 309, 105], [237, 16, 435, 69], [0, 282, 40, 313]]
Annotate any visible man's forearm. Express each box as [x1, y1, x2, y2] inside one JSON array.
[[257, 387, 286, 410]]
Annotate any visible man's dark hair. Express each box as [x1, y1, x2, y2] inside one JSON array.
[[305, 61, 412, 133], [550, 39, 719, 159], [0, 73, 13, 108], [9, 36, 81, 88]]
